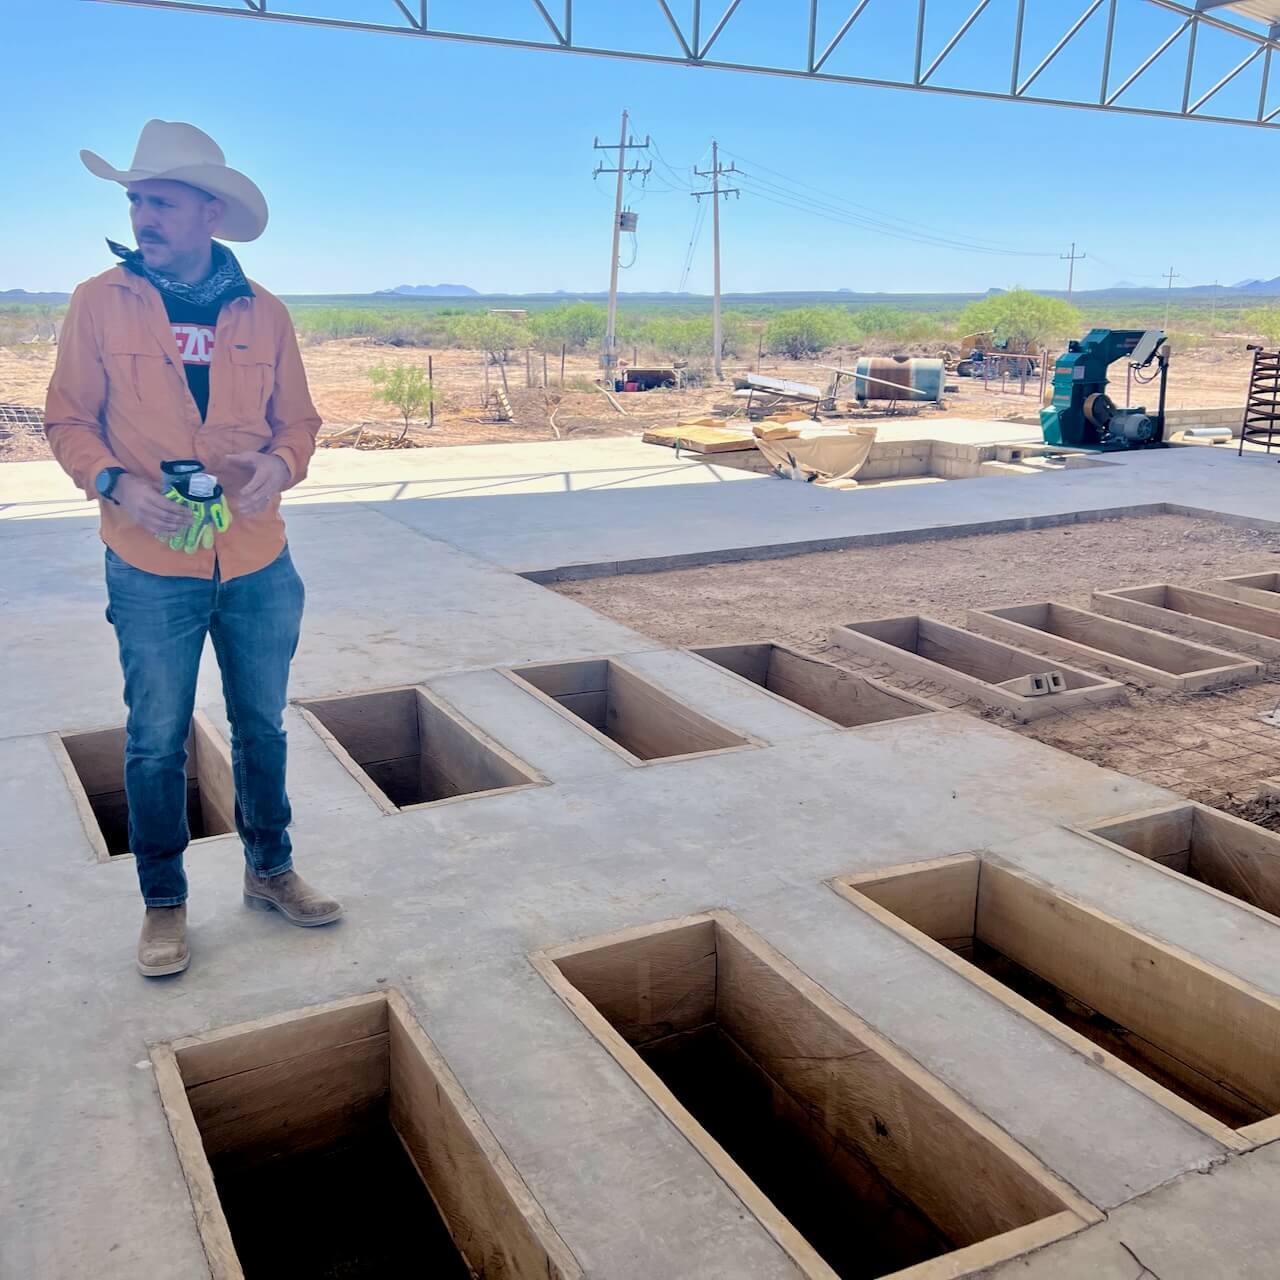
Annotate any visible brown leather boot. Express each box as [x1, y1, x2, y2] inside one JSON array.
[[243, 868, 342, 927], [137, 905, 189, 977]]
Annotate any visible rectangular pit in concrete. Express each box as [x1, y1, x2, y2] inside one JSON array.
[[152, 991, 581, 1280], [1212, 572, 1280, 610], [690, 641, 938, 728], [538, 913, 1092, 1280], [1091, 583, 1280, 660], [969, 602, 1259, 691], [53, 711, 234, 859], [831, 615, 1124, 722], [1087, 803, 1280, 922], [299, 686, 541, 814], [836, 857, 1280, 1140], [507, 657, 753, 764]]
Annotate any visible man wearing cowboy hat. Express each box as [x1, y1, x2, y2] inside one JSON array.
[[46, 120, 341, 977]]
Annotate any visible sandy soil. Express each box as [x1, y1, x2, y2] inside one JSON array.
[[1, 337, 1256, 462], [553, 515, 1280, 816]]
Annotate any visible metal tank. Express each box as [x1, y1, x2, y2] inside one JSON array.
[[851, 356, 946, 403]]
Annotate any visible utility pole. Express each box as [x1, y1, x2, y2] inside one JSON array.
[[1210, 280, 1219, 335], [1163, 266, 1181, 330], [1060, 242, 1086, 301], [593, 110, 650, 380], [692, 140, 740, 381]]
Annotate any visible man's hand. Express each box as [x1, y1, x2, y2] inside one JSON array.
[[226, 451, 290, 517], [115, 473, 192, 537]]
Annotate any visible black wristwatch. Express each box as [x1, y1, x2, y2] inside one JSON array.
[[95, 467, 126, 504]]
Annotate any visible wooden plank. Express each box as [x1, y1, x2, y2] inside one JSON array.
[[552, 689, 609, 728], [842, 855, 980, 943], [606, 662, 749, 760], [712, 915, 1093, 1251], [530, 933, 841, 1280], [537, 916, 1092, 1280], [185, 1033, 389, 1171], [553, 917, 718, 1047], [150, 1045, 244, 1280], [1190, 805, 1280, 918], [831, 873, 1249, 1152], [415, 687, 538, 800], [832, 616, 1125, 722], [512, 659, 610, 700], [694, 642, 774, 687], [976, 862, 1280, 1121], [1210, 572, 1280, 611], [173, 991, 389, 1087], [689, 643, 940, 730], [300, 687, 419, 767], [970, 602, 1260, 691], [193, 711, 236, 837], [1089, 805, 1195, 874], [46, 732, 112, 862], [386, 991, 584, 1280], [1092, 584, 1280, 660], [295, 703, 401, 816]]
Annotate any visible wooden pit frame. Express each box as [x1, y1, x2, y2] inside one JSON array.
[[1091, 583, 1280, 661], [967, 601, 1260, 691], [50, 709, 234, 863], [533, 911, 1099, 1280], [500, 655, 764, 767], [1210, 572, 1280, 611], [830, 615, 1125, 722], [685, 640, 946, 730], [150, 989, 583, 1280], [297, 683, 547, 816], [834, 854, 1280, 1154]]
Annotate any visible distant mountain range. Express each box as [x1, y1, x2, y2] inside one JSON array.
[[1, 288, 70, 304], [1232, 277, 1280, 292], [376, 284, 479, 296]]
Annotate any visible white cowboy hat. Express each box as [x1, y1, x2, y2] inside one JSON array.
[[81, 119, 268, 242]]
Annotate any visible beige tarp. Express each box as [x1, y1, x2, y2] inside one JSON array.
[[753, 426, 877, 489]]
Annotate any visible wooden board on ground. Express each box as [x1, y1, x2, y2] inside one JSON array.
[[1091, 583, 1280, 660], [689, 641, 941, 728], [1210, 572, 1280, 611], [642, 424, 757, 453], [831, 615, 1125, 722], [968, 601, 1260, 691]]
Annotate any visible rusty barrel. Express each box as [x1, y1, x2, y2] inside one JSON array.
[[852, 356, 946, 403]]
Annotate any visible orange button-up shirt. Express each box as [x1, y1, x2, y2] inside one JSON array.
[[44, 266, 321, 580]]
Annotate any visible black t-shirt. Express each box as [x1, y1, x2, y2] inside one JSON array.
[[160, 293, 222, 421]]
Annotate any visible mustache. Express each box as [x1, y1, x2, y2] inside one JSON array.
[[137, 233, 167, 245]]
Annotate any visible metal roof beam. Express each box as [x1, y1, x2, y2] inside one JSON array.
[[86, 0, 1280, 130]]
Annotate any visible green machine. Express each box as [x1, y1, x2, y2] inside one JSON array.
[[1040, 328, 1170, 450]]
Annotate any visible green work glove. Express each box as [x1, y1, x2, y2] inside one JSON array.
[[206, 488, 232, 534], [157, 486, 215, 554]]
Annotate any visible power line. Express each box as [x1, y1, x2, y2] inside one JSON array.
[[678, 198, 708, 293], [720, 146, 1056, 257], [1061, 243, 1086, 300]]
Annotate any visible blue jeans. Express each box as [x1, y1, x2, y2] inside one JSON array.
[[105, 546, 305, 906]]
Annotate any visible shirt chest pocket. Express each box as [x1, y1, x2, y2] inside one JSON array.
[[104, 340, 179, 409], [226, 340, 277, 422]]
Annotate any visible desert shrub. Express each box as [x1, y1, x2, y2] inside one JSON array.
[[763, 307, 858, 358], [956, 290, 1081, 351], [1245, 306, 1280, 344], [528, 302, 607, 351], [450, 312, 526, 359]]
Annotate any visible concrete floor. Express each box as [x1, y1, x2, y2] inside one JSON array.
[[3, 430, 1280, 1278]]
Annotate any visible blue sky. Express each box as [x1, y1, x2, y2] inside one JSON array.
[[3, 0, 1276, 296]]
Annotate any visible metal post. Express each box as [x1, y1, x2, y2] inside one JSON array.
[[560, 342, 567, 386], [428, 354, 435, 428]]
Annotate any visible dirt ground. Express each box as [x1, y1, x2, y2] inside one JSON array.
[[0, 337, 1256, 463], [554, 514, 1280, 817]]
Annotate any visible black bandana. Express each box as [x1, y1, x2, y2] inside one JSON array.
[[107, 237, 254, 308]]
